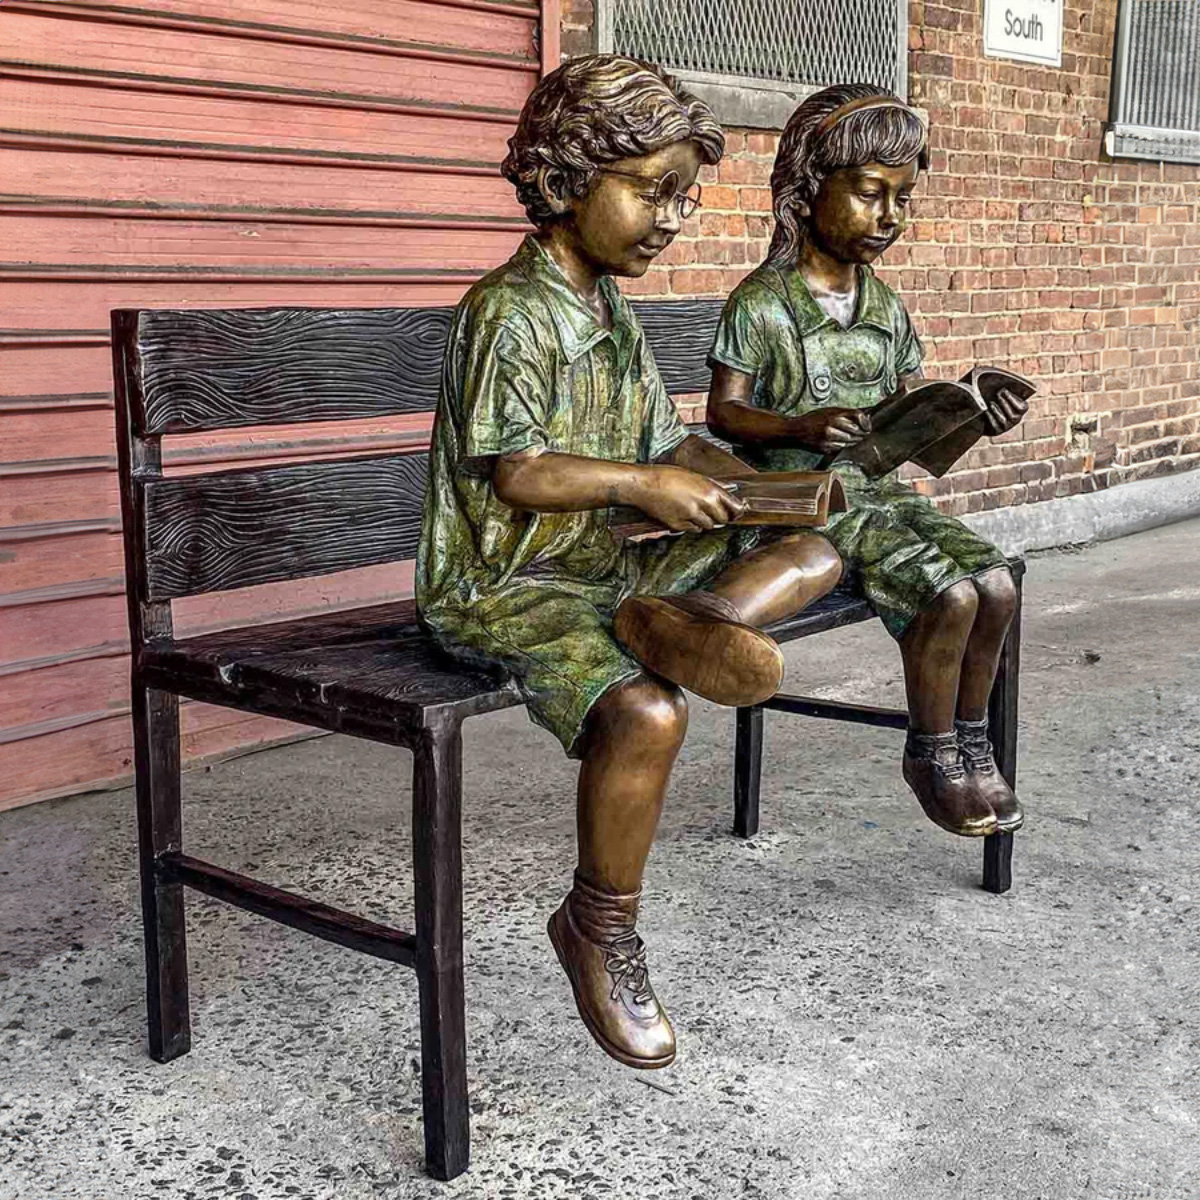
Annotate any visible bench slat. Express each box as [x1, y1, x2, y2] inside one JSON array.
[[122, 300, 725, 435], [131, 308, 454, 434], [636, 299, 724, 396], [143, 452, 428, 600]]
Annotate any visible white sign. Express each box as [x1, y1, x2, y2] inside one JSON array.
[[984, 0, 1062, 66]]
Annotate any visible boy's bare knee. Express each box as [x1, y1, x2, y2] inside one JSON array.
[[629, 678, 689, 747], [598, 675, 688, 749]]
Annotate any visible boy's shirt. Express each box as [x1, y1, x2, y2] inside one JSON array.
[[418, 235, 689, 615], [709, 260, 923, 473]]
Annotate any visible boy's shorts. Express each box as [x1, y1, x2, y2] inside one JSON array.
[[425, 526, 761, 756], [823, 471, 1010, 640]]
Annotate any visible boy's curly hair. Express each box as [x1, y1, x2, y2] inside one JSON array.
[[768, 83, 929, 266], [501, 54, 725, 226]]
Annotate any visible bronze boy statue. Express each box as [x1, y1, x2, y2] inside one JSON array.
[[708, 84, 1030, 841], [417, 56, 843, 1069]]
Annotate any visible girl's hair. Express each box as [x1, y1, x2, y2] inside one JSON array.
[[501, 54, 724, 226], [767, 83, 928, 266]]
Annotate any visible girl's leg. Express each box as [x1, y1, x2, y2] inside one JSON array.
[[954, 567, 1023, 830], [899, 579, 979, 732], [898, 581, 997, 836], [955, 567, 1017, 721], [551, 675, 688, 1069]]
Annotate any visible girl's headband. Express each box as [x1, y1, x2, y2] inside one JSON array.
[[814, 95, 925, 139]]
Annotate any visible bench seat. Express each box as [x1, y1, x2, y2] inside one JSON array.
[[140, 586, 882, 745], [142, 600, 520, 744]]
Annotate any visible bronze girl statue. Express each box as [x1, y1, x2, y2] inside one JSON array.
[[708, 84, 1030, 840]]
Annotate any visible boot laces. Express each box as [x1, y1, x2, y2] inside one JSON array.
[[933, 749, 967, 782], [957, 729, 996, 775], [908, 731, 966, 782], [605, 934, 653, 1005]]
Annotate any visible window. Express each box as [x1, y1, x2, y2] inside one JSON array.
[[597, 0, 908, 128], [1108, 0, 1200, 163]]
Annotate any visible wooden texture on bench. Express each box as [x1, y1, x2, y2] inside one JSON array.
[[142, 598, 520, 739], [131, 308, 454, 434], [122, 300, 725, 435], [142, 452, 428, 599]]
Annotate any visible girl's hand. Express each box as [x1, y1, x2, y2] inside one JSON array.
[[983, 387, 1028, 436], [634, 465, 747, 532], [794, 407, 872, 455]]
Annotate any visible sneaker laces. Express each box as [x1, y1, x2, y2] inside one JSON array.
[[604, 933, 653, 1005]]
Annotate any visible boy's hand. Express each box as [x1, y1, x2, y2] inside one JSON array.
[[635, 465, 747, 532], [982, 387, 1029, 436], [795, 407, 872, 455]]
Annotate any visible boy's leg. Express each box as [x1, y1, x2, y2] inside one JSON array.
[[708, 530, 843, 627], [550, 674, 687, 1070], [576, 676, 688, 893], [613, 530, 842, 705], [426, 582, 685, 1067]]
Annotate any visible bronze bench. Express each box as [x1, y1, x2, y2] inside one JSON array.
[[112, 303, 1021, 1181]]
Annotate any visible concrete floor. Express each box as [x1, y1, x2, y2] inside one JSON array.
[[3, 519, 1199, 1200]]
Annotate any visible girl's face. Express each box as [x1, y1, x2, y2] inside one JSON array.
[[554, 140, 703, 278], [807, 159, 920, 265]]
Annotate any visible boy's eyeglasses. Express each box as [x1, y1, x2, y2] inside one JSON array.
[[600, 168, 703, 220]]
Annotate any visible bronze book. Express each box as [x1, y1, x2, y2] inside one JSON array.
[[824, 366, 1037, 480], [609, 471, 848, 544]]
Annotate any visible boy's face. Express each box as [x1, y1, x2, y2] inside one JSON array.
[[808, 160, 920, 266], [557, 140, 703, 278]]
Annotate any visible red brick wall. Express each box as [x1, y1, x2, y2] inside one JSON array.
[[571, 0, 1200, 516]]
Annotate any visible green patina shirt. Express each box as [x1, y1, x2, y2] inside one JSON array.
[[417, 235, 689, 618], [708, 258, 1007, 641], [708, 260, 924, 472]]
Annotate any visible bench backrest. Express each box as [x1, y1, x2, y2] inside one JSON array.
[[112, 302, 724, 647]]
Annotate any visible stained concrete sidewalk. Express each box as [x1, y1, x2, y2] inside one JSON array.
[[3, 519, 1199, 1200]]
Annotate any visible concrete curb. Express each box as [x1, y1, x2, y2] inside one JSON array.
[[962, 468, 1200, 555]]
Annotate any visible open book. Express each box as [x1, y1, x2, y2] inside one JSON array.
[[824, 366, 1036, 480], [609, 471, 848, 544]]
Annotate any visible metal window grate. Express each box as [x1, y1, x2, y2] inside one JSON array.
[[1109, 0, 1200, 163], [599, 0, 906, 96]]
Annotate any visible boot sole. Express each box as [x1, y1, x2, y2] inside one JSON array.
[[547, 911, 675, 1071], [613, 596, 784, 707]]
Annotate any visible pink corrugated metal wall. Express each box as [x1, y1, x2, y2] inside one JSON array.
[[0, 0, 545, 808]]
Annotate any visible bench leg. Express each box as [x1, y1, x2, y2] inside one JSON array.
[[133, 680, 191, 1062], [982, 571, 1022, 894], [733, 705, 764, 838], [412, 719, 470, 1181]]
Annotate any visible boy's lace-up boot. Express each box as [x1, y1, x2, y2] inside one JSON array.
[[902, 729, 998, 837], [954, 718, 1024, 832], [614, 590, 784, 707], [547, 872, 675, 1069]]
